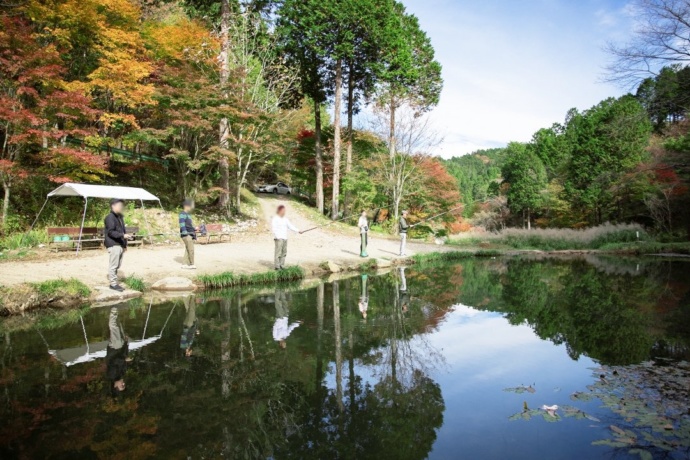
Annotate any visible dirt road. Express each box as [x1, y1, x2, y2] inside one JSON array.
[[0, 195, 442, 287]]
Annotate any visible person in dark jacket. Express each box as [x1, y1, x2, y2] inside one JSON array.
[[104, 199, 132, 292], [179, 199, 197, 270], [106, 306, 129, 397]]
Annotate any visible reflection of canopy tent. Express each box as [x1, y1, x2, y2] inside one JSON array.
[[38, 302, 176, 367], [27, 183, 162, 252]]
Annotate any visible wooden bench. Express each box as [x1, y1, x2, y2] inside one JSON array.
[[199, 223, 231, 244], [48, 227, 102, 251]]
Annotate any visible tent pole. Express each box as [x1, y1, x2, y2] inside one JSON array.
[[140, 199, 154, 246], [76, 197, 88, 254], [22, 197, 50, 246]]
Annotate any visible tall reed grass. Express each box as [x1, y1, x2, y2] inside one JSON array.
[[449, 223, 648, 250], [198, 266, 305, 289]]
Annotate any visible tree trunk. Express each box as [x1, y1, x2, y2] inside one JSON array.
[[1, 180, 9, 230], [388, 95, 396, 159], [331, 58, 343, 220], [527, 208, 531, 230], [218, 0, 231, 215], [236, 166, 242, 214], [344, 61, 355, 216], [314, 100, 324, 214]]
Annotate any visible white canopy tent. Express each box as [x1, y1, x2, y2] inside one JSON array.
[[28, 183, 163, 253]]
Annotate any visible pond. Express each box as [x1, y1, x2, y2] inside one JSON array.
[[1, 256, 689, 459]]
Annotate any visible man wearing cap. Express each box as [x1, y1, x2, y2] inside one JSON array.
[[104, 199, 132, 292], [179, 199, 197, 269], [399, 210, 410, 257]]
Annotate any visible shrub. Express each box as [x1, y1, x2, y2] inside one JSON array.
[[0, 229, 49, 250]]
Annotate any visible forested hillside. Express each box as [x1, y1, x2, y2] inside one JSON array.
[[0, 0, 461, 238]]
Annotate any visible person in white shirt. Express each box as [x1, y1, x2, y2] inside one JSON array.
[[273, 288, 300, 349], [358, 210, 369, 257], [272, 205, 300, 270]]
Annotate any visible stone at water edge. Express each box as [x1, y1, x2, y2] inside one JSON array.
[[326, 261, 342, 273], [93, 286, 143, 303], [151, 277, 196, 292]]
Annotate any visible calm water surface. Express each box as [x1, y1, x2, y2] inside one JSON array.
[[1, 256, 689, 459]]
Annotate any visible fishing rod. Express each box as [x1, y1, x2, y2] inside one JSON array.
[[301, 207, 383, 234], [409, 206, 464, 228]]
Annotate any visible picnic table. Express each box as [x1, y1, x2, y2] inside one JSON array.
[[47, 226, 143, 251]]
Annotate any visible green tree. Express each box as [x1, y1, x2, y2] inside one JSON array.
[[501, 143, 547, 229], [563, 95, 651, 224]]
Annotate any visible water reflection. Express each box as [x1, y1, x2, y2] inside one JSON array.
[[0, 256, 688, 459], [106, 307, 129, 396], [273, 288, 300, 349], [180, 295, 198, 357]]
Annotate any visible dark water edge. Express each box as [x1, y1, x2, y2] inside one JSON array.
[[1, 256, 689, 459]]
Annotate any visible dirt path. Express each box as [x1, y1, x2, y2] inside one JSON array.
[[0, 195, 442, 287]]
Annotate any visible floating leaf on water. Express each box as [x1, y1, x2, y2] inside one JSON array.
[[629, 448, 654, 460], [610, 425, 626, 436], [503, 385, 536, 394]]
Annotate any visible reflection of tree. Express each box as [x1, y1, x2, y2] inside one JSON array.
[[465, 258, 684, 365]]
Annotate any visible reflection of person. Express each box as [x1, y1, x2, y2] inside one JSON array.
[[272, 205, 300, 270], [399, 267, 410, 313], [358, 210, 369, 258], [272, 289, 300, 348], [358, 274, 369, 319], [179, 199, 198, 270], [180, 295, 198, 357], [104, 199, 132, 292], [106, 307, 129, 396], [399, 210, 410, 257]]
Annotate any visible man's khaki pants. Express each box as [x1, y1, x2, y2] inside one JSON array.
[[108, 246, 124, 286], [182, 235, 195, 265], [274, 239, 287, 269]]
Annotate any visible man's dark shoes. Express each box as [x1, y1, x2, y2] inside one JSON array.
[[110, 284, 125, 292]]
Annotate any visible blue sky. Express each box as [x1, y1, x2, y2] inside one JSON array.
[[401, 0, 636, 157]]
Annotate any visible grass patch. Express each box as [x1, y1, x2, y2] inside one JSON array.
[[31, 278, 91, 297], [123, 274, 146, 292], [0, 229, 49, 250], [359, 259, 378, 271], [449, 223, 649, 251], [410, 250, 502, 265], [1, 278, 90, 316], [598, 241, 690, 255], [198, 266, 305, 289]]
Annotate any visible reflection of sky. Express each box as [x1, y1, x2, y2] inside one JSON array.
[[325, 304, 616, 460]]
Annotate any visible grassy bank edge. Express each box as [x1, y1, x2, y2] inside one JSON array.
[[0, 278, 91, 316]]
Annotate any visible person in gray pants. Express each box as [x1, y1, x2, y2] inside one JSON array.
[[104, 199, 132, 292], [399, 210, 410, 256], [271, 205, 301, 270]]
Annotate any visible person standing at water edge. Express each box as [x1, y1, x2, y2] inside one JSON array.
[[179, 199, 197, 270], [399, 210, 409, 256], [272, 205, 300, 270], [104, 199, 132, 292], [358, 210, 369, 257]]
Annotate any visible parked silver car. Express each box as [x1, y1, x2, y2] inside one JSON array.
[[258, 182, 292, 194]]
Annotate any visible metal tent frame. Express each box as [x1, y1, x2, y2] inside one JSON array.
[[26, 183, 163, 253]]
